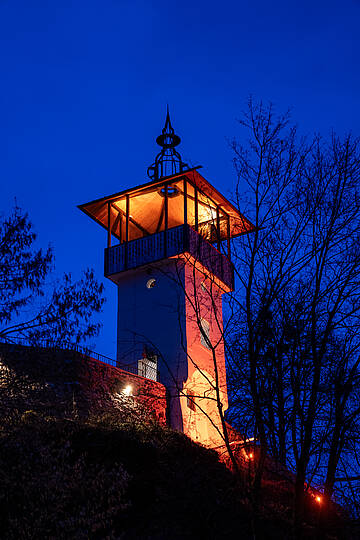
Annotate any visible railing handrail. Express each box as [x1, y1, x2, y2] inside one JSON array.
[[108, 223, 231, 261], [105, 223, 234, 290], [0, 336, 160, 382], [0, 336, 117, 367]]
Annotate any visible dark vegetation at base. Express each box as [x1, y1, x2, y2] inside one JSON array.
[[1, 413, 332, 540], [0, 346, 356, 539], [1, 415, 252, 539]]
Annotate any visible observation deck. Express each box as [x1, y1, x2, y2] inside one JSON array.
[[104, 223, 235, 291], [79, 168, 254, 293]]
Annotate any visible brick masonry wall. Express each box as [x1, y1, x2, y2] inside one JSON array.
[[0, 343, 167, 425]]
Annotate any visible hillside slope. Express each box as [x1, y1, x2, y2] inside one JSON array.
[[1, 413, 256, 539], [0, 344, 354, 539], [0, 344, 253, 538]]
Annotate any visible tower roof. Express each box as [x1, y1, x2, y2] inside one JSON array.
[[78, 167, 254, 241]]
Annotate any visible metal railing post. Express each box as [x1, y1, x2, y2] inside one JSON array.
[[164, 185, 168, 258]]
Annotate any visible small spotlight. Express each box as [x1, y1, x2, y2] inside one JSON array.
[[122, 385, 132, 396], [249, 452, 254, 459], [316, 495, 322, 504]]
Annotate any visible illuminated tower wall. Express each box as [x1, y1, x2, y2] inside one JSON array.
[[115, 257, 229, 447]]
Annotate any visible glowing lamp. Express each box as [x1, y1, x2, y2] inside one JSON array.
[[210, 208, 217, 221], [315, 495, 322, 504], [123, 385, 132, 396], [249, 452, 254, 459]]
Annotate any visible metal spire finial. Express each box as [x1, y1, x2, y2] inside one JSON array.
[[147, 107, 189, 180]]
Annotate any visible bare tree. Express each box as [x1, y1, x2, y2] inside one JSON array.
[[227, 98, 360, 534]]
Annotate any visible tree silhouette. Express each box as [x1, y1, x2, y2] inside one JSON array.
[[0, 205, 105, 345], [227, 98, 360, 534]]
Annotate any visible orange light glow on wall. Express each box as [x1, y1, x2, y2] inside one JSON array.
[[315, 495, 322, 504]]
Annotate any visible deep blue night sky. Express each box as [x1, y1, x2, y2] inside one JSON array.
[[1, 0, 359, 357]]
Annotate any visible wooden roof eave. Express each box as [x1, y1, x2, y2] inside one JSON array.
[[78, 165, 255, 236], [77, 167, 203, 211]]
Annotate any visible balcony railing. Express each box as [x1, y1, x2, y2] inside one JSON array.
[[105, 224, 234, 290]]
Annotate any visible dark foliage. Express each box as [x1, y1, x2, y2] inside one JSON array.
[[0, 413, 322, 540]]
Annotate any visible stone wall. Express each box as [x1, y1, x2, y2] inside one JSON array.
[[78, 354, 167, 424]]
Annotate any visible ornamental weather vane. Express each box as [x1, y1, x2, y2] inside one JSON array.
[[147, 106, 189, 180]]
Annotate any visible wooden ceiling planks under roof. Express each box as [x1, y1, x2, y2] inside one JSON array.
[[78, 167, 254, 241]]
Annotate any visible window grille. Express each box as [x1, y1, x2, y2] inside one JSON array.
[[138, 355, 158, 381]]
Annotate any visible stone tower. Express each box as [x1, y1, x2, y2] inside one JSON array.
[[79, 110, 253, 447]]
